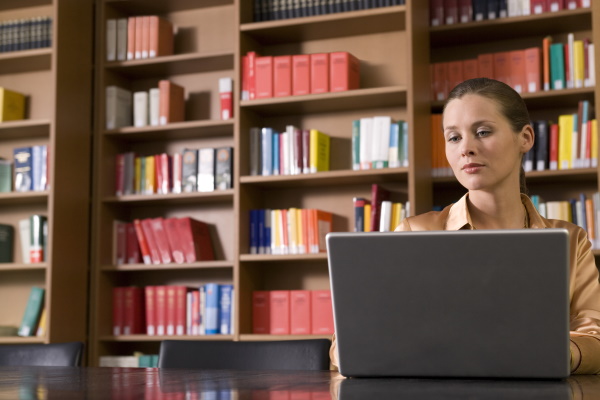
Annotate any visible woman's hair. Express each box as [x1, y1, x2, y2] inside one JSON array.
[[442, 77, 531, 194]]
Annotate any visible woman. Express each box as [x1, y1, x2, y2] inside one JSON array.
[[330, 78, 600, 374]]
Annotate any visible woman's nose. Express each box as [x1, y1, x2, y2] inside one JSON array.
[[460, 135, 476, 157]]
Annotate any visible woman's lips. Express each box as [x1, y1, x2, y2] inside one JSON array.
[[462, 163, 484, 173]]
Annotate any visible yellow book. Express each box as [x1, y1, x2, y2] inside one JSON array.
[[144, 155, 155, 194], [592, 119, 598, 168], [364, 204, 371, 232], [558, 114, 573, 170], [391, 202, 402, 231], [296, 208, 305, 254], [36, 308, 47, 337], [309, 129, 330, 173], [0, 87, 25, 122], [134, 157, 142, 194], [573, 40, 585, 89]]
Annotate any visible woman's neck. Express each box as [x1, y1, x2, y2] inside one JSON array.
[[467, 190, 527, 230]]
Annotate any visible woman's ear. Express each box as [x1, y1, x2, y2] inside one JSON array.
[[520, 124, 535, 154]]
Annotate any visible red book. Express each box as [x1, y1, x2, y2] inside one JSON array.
[[548, 0, 564, 11], [125, 222, 141, 264], [292, 54, 310, 96], [477, 53, 495, 80], [430, 0, 444, 26], [141, 218, 162, 264], [444, 0, 459, 24], [446, 60, 463, 94], [253, 291, 270, 334], [112, 287, 125, 335], [177, 217, 215, 262], [432, 62, 448, 101], [114, 221, 126, 265], [509, 49, 527, 94], [531, 0, 547, 13], [370, 184, 391, 232], [329, 51, 360, 92], [148, 16, 174, 58], [219, 77, 233, 120], [270, 291, 290, 335], [310, 53, 329, 94], [524, 47, 542, 93], [313, 210, 332, 253], [166, 285, 177, 335], [134, 16, 143, 59], [172, 152, 182, 194], [158, 80, 185, 125], [123, 286, 145, 335], [274, 55, 292, 97], [311, 290, 334, 335], [115, 153, 125, 195], [155, 285, 167, 335], [145, 286, 156, 335], [126, 17, 136, 60], [458, 0, 472, 23], [255, 56, 274, 99], [133, 219, 152, 265], [290, 290, 311, 335], [150, 217, 172, 264], [163, 217, 186, 264], [493, 51, 511, 86], [175, 286, 188, 335], [549, 123, 559, 170], [247, 51, 259, 100], [140, 16, 150, 58], [462, 59, 479, 80], [155, 153, 171, 194]]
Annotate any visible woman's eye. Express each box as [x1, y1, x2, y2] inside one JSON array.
[[447, 136, 460, 143], [477, 130, 491, 137]]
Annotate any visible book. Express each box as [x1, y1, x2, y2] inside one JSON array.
[[106, 19, 117, 61], [329, 51, 360, 92], [114, 221, 126, 265], [219, 77, 233, 120], [309, 129, 330, 173], [18, 218, 30, 264], [0, 87, 25, 122], [123, 286, 145, 335], [133, 219, 152, 265], [105, 86, 132, 130], [290, 290, 311, 335], [155, 285, 167, 335], [197, 148, 215, 192], [36, 308, 47, 337], [116, 18, 128, 61], [148, 16, 174, 58], [524, 47, 541, 93], [310, 53, 329, 94], [0, 159, 11, 192], [215, 147, 233, 190], [370, 184, 391, 232], [29, 215, 45, 263], [31, 145, 47, 192], [177, 217, 215, 262], [140, 218, 162, 264], [126, 222, 140, 264], [535, 120, 549, 171], [255, 56, 274, 99], [204, 283, 220, 335], [133, 91, 148, 127], [550, 42, 565, 90], [158, 80, 185, 125], [292, 54, 311, 95], [149, 87, 160, 126], [18, 287, 44, 337], [311, 290, 334, 335], [274, 55, 292, 97], [150, 217, 172, 264], [181, 148, 198, 193], [509, 49, 526, 93], [127, 17, 136, 60], [163, 217, 185, 264], [253, 291, 270, 333], [558, 114, 573, 169], [0, 224, 13, 263], [219, 284, 234, 335], [270, 290, 290, 335], [144, 286, 156, 335], [13, 147, 32, 192]]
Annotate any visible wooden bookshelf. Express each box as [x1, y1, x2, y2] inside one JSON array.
[[0, 1, 93, 346]]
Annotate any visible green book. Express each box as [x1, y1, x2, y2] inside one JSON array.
[[138, 354, 153, 368], [18, 287, 45, 337], [0, 159, 11, 192], [550, 43, 565, 90], [352, 120, 360, 170], [0, 224, 13, 263]]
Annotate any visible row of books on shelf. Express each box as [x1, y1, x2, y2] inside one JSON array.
[[0, 215, 47, 264], [113, 284, 233, 337], [530, 192, 600, 246], [99, 352, 159, 368], [106, 16, 174, 62], [430, 0, 589, 26], [249, 127, 330, 177], [18, 287, 46, 337], [431, 35, 595, 100], [0, 17, 52, 53], [114, 217, 214, 266], [241, 51, 359, 100], [352, 117, 409, 170], [253, 290, 334, 335], [4, 145, 49, 193], [115, 147, 233, 196], [254, 0, 406, 22], [249, 208, 333, 255], [353, 183, 408, 232]]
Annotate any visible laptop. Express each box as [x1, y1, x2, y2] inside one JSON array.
[[326, 229, 570, 379]]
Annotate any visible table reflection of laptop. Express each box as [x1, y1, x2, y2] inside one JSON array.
[[326, 229, 570, 379]]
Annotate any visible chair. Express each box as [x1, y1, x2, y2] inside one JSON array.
[[0, 342, 84, 367], [158, 339, 331, 370]]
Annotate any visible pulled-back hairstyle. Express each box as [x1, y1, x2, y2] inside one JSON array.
[[442, 78, 531, 194]]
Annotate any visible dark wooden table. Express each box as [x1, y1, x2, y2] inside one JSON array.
[[0, 366, 599, 399]]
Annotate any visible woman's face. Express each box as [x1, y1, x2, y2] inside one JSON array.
[[442, 94, 533, 193]]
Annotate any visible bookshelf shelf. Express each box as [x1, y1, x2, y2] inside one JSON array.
[[103, 190, 234, 205], [0, 120, 51, 140], [0, 191, 48, 206], [433, 168, 599, 185], [0, 263, 48, 272], [0, 337, 45, 345], [0, 48, 52, 74], [239, 334, 332, 341], [240, 5, 406, 43], [430, 8, 592, 48], [103, 0, 232, 15], [101, 260, 233, 272], [104, 119, 234, 141], [240, 253, 328, 262], [105, 51, 235, 79], [240, 86, 408, 116], [241, 168, 409, 188], [99, 334, 235, 342]]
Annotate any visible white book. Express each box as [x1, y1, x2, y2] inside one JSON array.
[[32, 145, 47, 192], [105, 86, 132, 130], [116, 18, 128, 61], [507, 0, 521, 17], [99, 356, 139, 368], [567, 33, 575, 89], [379, 201, 392, 232], [133, 91, 148, 127], [359, 118, 373, 170], [575, 200, 584, 230], [587, 44, 596, 87], [373, 116, 392, 169], [149, 88, 160, 126], [19, 218, 30, 264], [106, 19, 117, 61], [197, 148, 215, 192], [261, 128, 273, 176], [281, 130, 290, 175], [520, 0, 530, 15]]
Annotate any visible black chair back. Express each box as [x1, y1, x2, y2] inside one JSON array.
[[0, 342, 84, 367], [158, 339, 331, 370]]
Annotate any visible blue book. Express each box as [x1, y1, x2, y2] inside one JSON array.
[[272, 132, 280, 175], [204, 283, 220, 335], [249, 209, 259, 254], [13, 147, 33, 192], [31, 145, 47, 192], [219, 284, 234, 335], [257, 209, 265, 254], [352, 119, 360, 170], [261, 127, 273, 176], [401, 121, 409, 167], [264, 208, 271, 254], [388, 122, 400, 168]]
